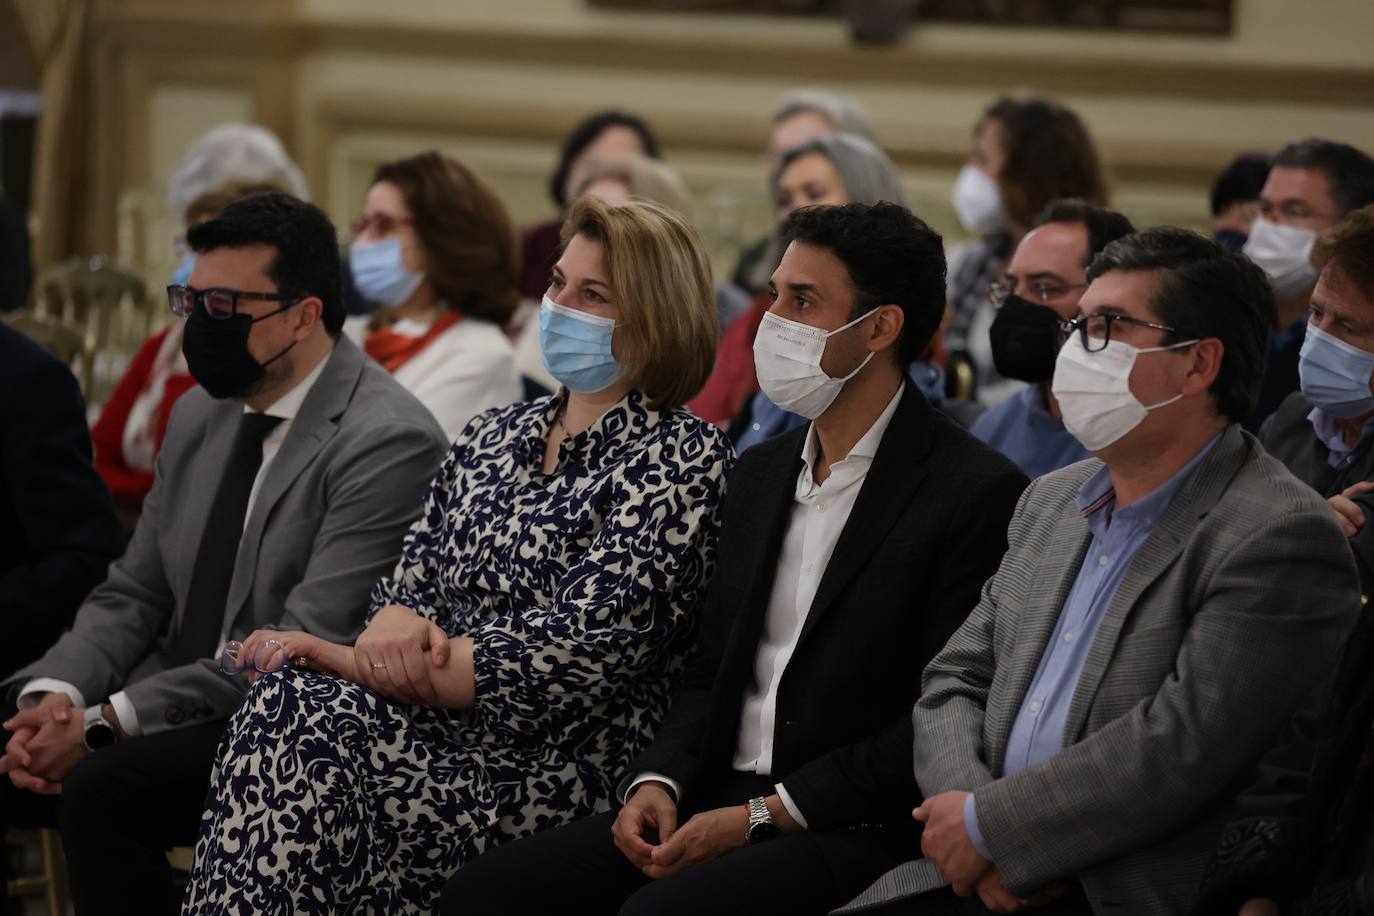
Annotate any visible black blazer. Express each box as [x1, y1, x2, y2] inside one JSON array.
[[629, 383, 1028, 831], [0, 322, 124, 676]]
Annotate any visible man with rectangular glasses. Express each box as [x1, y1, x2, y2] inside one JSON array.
[[0, 191, 447, 915], [971, 200, 1134, 479], [840, 227, 1359, 915]]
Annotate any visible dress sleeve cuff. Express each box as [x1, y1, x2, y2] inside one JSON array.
[[108, 691, 142, 738], [619, 771, 684, 805], [17, 679, 85, 710], [775, 783, 809, 830], [965, 792, 993, 861]]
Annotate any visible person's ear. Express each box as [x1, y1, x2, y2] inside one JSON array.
[[868, 303, 905, 354], [294, 296, 324, 339], [1183, 337, 1224, 397]]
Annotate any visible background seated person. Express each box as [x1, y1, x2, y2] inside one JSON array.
[[971, 199, 1135, 478], [345, 151, 523, 441]]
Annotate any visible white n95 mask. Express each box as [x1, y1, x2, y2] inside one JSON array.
[[951, 164, 1004, 235], [1051, 332, 1197, 452], [753, 307, 880, 419]]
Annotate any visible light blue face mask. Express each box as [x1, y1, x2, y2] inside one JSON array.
[[540, 295, 622, 393], [349, 238, 423, 307], [1299, 324, 1374, 419], [170, 253, 196, 287]]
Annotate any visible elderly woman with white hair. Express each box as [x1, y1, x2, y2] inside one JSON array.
[[691, 132, 972, 438]]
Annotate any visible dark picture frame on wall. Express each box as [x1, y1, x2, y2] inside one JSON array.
[[585, 0, 1235, 34]]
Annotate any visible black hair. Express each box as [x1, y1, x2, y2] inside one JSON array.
[[187, 191, 344, 336], [1032, 198, 1136, 267], [780, 201, 946, 366], [1087, 227, 1272, 423], [1272, 139, 1374, 216], [549, 111, 661, 210], [1209, 152, 1271, 216]]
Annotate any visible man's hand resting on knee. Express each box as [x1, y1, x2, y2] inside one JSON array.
[[613, 781, 680, 870]]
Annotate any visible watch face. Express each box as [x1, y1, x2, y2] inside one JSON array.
[[746, 821, 780, 844], [84, 721, 116, 751]]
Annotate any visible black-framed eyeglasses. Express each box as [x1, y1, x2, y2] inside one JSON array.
[[1059, 313, 1180, 353], [988, 279, 1088, 307], [167, 285, 299, 320]]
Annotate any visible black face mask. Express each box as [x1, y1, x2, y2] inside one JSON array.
[[989, 294, 1063, 383], [182, 303, 298, 400]]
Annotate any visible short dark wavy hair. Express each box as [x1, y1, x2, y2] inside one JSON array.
[[187, 190, 344, 336], [1087, 227, 1272, 423], [780, 201, 946, 366], [549, 110, 660, 210]]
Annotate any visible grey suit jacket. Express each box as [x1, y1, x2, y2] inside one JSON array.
[[840, 425, 1359, 915], [6, 336, 448, 734]]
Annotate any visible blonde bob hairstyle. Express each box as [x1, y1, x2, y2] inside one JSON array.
[[561, 196, 718, 411]]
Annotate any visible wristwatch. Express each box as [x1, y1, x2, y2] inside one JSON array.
[[745, 796, 780, 844], [82, 705, 118, 752]]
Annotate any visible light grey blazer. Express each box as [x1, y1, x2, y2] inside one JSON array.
[[839, 425, 1359, 915], [6, 336, 449, 734]]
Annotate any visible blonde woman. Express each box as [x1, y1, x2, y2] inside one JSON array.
[[182, 198, 733, 914]]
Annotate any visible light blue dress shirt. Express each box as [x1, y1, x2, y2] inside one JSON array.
[[1307, 407, 1374, 470], [963, 433, 1221, 859], [970, 384, 1090, 479]]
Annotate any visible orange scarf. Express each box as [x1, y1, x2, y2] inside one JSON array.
[[364, 309, 463, 373]]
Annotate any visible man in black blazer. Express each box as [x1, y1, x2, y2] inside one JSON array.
[[442, 202, 1027, 915], [0, 320, 124, 679]]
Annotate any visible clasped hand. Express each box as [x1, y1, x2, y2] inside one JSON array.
[[0, 693, 89, 794], [611, 782, 750, 880]]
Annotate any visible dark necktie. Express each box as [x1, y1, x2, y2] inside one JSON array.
[[170, 412, 284, 666]]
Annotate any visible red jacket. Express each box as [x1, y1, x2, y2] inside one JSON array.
[[91, 325, 196, 511]]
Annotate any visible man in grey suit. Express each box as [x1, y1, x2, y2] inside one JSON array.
[[0, 191, 448, 915], [841, 229, 1361, 916]]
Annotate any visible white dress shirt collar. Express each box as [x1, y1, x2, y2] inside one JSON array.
[[797, 381, 905, 498]]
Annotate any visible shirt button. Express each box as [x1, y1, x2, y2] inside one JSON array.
[[817, 504, 827, 512], [804, 565, 815, 575], [1029, 700, 1042, 714], [1098, 555, 1111, 567], [752, 423, 762, 432], [1063, 631, 1075, 642]]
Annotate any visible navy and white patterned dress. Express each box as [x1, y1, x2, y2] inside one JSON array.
[[182, 392, 733, 914]]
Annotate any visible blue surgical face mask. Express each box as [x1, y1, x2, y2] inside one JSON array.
[[1299, 324, 1374, 419], [171, 253, 196, 287], [349, 238, 423, 307], [540, 295, 622, 393]]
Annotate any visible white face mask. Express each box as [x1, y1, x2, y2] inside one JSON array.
[[753, 307, 880, 420], [1051, 331, 1198, 453], [1243, 216, 1319, 300], [951, 163, 1004, 235]]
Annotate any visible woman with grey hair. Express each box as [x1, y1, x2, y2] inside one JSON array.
[[691, 133, 972, 438]]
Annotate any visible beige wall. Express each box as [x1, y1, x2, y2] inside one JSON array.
[[83, 0, 1374, 284]]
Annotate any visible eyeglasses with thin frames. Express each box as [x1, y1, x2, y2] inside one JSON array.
[[167, 285, 299, 321], [350, 212, 414, 238], [988, 279, 1089, 307], [1059, 312, 1181, 353]]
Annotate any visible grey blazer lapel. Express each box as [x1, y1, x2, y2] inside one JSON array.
[[224, 340, 365, 628], [1063, 424, 1250, 742], [989, 496, 1091, 773]]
